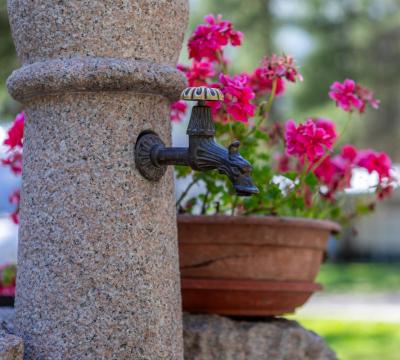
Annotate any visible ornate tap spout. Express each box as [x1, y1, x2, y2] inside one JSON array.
[[135, 86, 259, 196]]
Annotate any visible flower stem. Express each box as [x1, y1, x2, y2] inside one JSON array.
[[217, 51, 228, 74], [264, 78, 278, 117], [175, 178, 199, 208], [246, 79, 278, 137], [338, 112, 353, 142], [231, 195, 238, 215], [307, 151, 331, 174], [201, 190, 210, 215]]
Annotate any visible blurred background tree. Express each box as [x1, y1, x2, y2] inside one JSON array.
[[0, 0, 19, 121]]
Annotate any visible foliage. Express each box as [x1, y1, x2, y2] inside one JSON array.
[[295, 318, 400, 360], [0, 14, 397, 227], [0, 0, 19, 119], [293, 261, 400, 359], [0, 263, 16, 296], [173, 15, 395, 226], [317, 262, 400, 293]]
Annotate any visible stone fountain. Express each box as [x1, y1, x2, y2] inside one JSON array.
[[0, 1, 336, 359]]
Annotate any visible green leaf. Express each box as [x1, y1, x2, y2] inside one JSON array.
[[305, 172, 319, 188], [283, 171, 298, 181]]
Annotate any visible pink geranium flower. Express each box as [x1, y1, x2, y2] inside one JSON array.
[[3, 112, 24, 149], [170, 100, 188, 122], [315, 145, 394, 200], [276, 153, 291, 172], [314, 145, 357, 197], [260, 54, 303, 83], [329, 79, 362, 112], [213, 73, 256, 123], [329, 79, 379, 113], [377, 184, 393, 200], [340, 144, 358, 162], [177, 60, 215, 87], [249, 67, 285, 97], [356, 84, 380, 113], [285, 118, 337, 162], [356, 149, 391, 180], [8, 189, 20, 224], [2, 150, 22, 175], [2, 112, 24, 175], [2, 113, 25, 224], [313, 118, 337, 143], [188, 14, 243, 62]]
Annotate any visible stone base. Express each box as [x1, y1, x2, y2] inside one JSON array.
[[0, 333, 23, 360], [0, 309, 336, 359], [183, 314, 337, 360], [0, 308, 23, 360]]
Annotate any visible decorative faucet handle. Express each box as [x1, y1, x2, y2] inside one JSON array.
[[181, 86, 224, 102]]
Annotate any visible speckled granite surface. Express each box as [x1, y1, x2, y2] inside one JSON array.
[[7, 0, 188, 66], [0, 308, 23, 360], [0, 309, 337, 360], [7, 57, 186, 102], [0, 331, 23, 360], [183, 314, 337, 360], [7, 0, 188, 358]]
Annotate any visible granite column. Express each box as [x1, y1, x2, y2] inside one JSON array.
[[7, 1, 188, 358]]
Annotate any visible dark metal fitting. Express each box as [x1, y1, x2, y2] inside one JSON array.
[[135, 86, 259, 196]]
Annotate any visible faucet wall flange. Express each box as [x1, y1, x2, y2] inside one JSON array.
[[135, 131, 167, 181]]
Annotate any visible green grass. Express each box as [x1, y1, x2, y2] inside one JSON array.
[[294, 318, 400, 360], [289, 262, 400, 359], [316, 262, 400, 293]]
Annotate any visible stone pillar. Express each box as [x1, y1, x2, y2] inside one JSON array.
[[7, 1, 188, 358]]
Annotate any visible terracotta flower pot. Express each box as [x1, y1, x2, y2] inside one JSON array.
[[178, 215, 340, 316]]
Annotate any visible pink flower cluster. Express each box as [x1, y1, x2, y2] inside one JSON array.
[[2, 112, 24, 224], [174, 16, 305, 124], [314, 145, 393, 199], [357, 149, 392, 180], [174, 14, 248, 123], [260, 54, 303, 83], [2, 151, 22, 175], [314, 145, 358, 197], [177, 61, 215, 87], [170, 100, 188, 123], [2, 112, 24, 175], [284, 115, 393, 200], [285, 118, 337, 162], [211, 74, 256, 123], [8, 190, 20, 225], [173, 14, 395, 208], [3, 112, 24, 149], [249, 68, 285, 97], [246, 54, 303, 98], [329, 79, 380, 113], [188, 14, 243, 62]]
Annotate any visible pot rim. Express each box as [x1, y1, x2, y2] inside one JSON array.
[[177, 214, 341, 234]]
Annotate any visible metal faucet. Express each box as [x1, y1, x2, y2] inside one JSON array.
[[135, 86, 259, 196]]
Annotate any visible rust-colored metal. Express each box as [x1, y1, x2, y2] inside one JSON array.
[[178, 215, 340, 316]]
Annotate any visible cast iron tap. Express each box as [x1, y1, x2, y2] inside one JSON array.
[[135, 86, 259, 196]]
